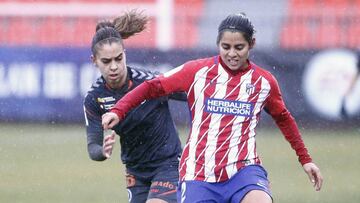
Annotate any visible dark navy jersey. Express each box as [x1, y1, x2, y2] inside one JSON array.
[[83, 66, 185, 174]]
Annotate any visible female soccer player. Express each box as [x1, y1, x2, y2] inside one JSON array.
[[102, 13, 323, 203], [83, 10, 185, 203]]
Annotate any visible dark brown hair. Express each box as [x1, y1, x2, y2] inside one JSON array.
[[91, 10, 148, 55], [217, 13, 255, 46]]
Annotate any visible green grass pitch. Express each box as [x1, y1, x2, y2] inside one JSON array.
[[0, 123, 359, 203]]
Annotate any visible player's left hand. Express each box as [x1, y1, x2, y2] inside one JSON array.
[[303, 162, 323, 191], [102, 112, 120, 130]]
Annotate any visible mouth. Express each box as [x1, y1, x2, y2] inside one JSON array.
[[108, 74, 119, 80], [228, 58, 239, 66]]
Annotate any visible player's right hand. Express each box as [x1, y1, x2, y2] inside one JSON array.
[[102, 131, 116, 158], [102, 112, 120, 130]]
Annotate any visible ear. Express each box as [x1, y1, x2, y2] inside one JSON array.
[[122, 50, 127, 65], [249, 38, 256, 49], [90, 55, 96, 66]]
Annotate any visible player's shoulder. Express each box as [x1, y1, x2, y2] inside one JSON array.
[[185, 56, 217, 68], [178, 56, 218, 75], [84, 77, 105, 101], [128, 66, 159, 82], [250, 61, 277, 82]]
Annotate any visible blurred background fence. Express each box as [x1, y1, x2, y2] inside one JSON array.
[[1, 0, 360, 127]]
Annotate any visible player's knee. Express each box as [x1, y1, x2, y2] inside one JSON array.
[[241, 190, 272, 203], [146, 198, 170, 203]]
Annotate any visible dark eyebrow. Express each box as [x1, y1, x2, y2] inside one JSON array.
[[235, 44, 245, 48], [101, 52, 123, 60], [221, 42, 245, 48], [115, 53, 123, 58], [221, 42, 230, 47]]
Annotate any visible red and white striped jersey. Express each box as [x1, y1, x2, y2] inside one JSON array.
[[111, 55, 312, 183], [158, 56, 311, 182]]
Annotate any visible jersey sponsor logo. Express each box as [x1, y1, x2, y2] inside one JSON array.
[[205, 98, 254, 117], [97, 96, 115, 103], [97, 96, 115, 110], [102, 104, 114, 110]]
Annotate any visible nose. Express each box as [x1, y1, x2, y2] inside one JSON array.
[[110, 61, 118, 71], [228, 48, 237, 57]]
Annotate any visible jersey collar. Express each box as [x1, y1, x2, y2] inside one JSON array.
[[218, 56, 251, 76], [102, 70, 133, 93]]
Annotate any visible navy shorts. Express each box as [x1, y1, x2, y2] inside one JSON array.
[[177, 164, 272, 203], [126, 164, 178, 203]]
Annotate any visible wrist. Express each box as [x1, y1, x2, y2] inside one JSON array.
[[110, 108, 123, 121]]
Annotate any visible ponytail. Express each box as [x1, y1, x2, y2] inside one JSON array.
[[91, 9, 148, 55]]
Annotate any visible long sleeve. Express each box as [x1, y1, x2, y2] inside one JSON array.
[[110, 78, 168, 121], [87, 141, 106, 161], [265, 75, 312, 165], [111, 62, 195, 120], [84, 95, 106, 161]]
